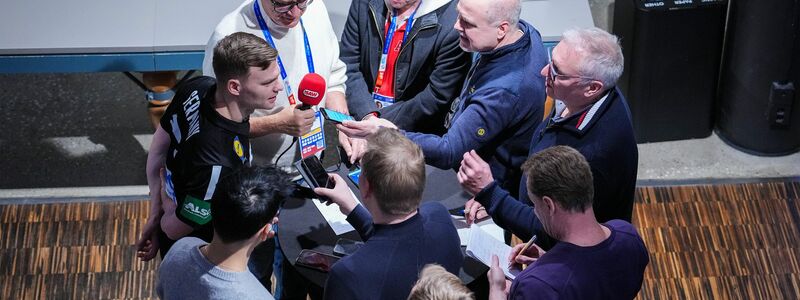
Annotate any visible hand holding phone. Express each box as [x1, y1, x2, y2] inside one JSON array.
[[294, 156, 334, 190], [313, 174, 360, 216], [295, 249, 340, 273], [321, 108, 355, 124]]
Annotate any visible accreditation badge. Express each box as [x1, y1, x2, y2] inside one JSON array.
[[299, 110, 326, 158], [372, 92, 395, 109]]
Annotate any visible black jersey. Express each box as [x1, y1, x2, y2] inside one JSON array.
[[161, 76, 252, 229]]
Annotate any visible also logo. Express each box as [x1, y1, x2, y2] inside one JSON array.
[[184, 202, 210, 218]]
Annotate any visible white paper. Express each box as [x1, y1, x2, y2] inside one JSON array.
[[465, 225, 520, 280], [453, 216, 505, 247], [310, 188, 362, 236]]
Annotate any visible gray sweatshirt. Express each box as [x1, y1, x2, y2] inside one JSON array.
[[157, 237, 273, 300]]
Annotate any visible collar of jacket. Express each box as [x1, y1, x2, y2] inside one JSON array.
[[546, 87, 617, 137], [368, 0, 446, 42], [478, 20, 534, 63]]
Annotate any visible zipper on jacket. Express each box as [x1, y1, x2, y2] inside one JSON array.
[[368, 7, 384, 45], [393, 23, 436, 97]]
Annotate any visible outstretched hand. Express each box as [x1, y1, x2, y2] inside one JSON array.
[[336, 118, 397, 139], [338, 131, 368, 165]]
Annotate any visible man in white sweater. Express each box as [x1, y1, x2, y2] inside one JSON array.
[[203, 0, 350, 169]]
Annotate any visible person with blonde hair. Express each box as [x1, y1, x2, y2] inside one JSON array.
[[408, 264, 474, 300], [314, 128, 463, 300]]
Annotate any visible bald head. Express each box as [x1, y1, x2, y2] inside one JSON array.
[[487, 0, 521, 27], [455, 0, 523, 52]]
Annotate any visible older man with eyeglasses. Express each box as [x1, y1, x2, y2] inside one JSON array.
[[200, 0, 348, 298], [458, 27, 639, 251]]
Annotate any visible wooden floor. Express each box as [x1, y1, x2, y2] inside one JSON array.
[[1, 181, 799, 299]]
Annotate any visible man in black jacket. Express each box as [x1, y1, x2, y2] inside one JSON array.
[[339, 0, 471, 159]]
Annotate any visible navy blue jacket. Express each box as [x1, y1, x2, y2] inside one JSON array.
[[475, 87, 638, 242], [406, 20, 547, 196], [339, 0, 471, 134], [323, 202, 463, 300]]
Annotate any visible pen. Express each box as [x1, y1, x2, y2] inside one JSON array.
[[514, 235, 538, 267]]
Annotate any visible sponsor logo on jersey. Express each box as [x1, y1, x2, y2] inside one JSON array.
[[182, 90, 201, 140], [233, 136, 245, 163], [180, 195, 211, 225]]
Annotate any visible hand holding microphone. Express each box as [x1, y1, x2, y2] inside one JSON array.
[[279, 73, 326, 136]]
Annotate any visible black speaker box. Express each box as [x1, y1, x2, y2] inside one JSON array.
[[614, 0, 727, 143], [716, 0, 800, 156]]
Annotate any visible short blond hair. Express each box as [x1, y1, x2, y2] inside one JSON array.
[[408, 264, 474, 300], [361, 128, 425, 215]]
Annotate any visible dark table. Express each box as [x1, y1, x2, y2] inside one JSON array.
[[277, 164, 488, 288]]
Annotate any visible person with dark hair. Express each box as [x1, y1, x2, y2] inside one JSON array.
[[486, 146, 648, 300], [203, 0, 349, 168], [136, 32, 282, 260], [314, 128, 463, 300], [157, 165, 293, 300], [203, 2, 351, 295]]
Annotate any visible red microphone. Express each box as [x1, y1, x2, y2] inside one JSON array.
[[297, 73, 326, 110]]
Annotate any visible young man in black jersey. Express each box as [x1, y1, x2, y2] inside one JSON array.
[[136, 32, 283, 260]]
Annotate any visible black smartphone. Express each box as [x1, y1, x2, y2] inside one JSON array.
[[295, 249, 340, 272], [333, 238, 364, 257], [293, 155, 334, 189], [320, 107, 355, 124], [448, 205, 466, 217]]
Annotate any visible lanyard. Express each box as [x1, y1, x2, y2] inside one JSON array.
[[374, 1, 421, 91], [254, 0, 315, 105]]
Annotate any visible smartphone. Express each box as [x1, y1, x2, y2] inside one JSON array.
[[448, 205, 466, 217], [333, 238, 364, 257], [293, 155, 334, 189], [295, 249, 340, 272], [347, 168, 361, 188], [321, 108, 355, 124]]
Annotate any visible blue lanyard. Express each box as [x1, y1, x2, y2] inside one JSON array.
[[253, 0, 315, 103], [381, 2, 421, 56], [375, 1, 421, 93]]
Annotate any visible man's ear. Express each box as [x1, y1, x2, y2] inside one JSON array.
[[583, 81, 605, 99], [542, 195, 557, 216], [497, 21, 510, 41], [360, 176, 372, 200], [227, 78, 242, 96]]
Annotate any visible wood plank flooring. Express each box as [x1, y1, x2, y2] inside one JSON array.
[[634, 181, 800, 299], [1, 181, 798, 299]]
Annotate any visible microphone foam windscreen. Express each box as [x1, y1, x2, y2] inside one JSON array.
[[297, 73, 326, 106]]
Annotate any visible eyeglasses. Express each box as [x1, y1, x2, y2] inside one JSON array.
[[270, 0, 313, 13], [546, 50, 597, 82]]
